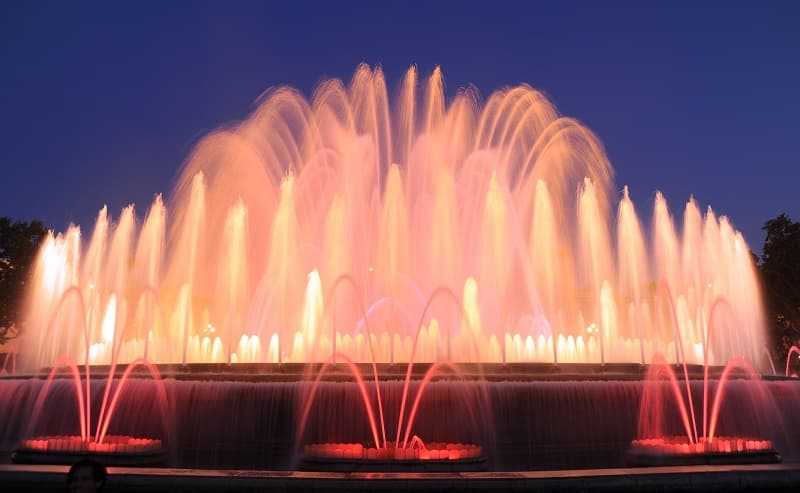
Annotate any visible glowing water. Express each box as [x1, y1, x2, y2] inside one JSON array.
[[24, 354, 167, 447], [20, 65, 766, 369]]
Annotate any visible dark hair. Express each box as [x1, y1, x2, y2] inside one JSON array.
[[67, 458, 107, 484]]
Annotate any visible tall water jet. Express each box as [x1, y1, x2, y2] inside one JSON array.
[[219, 199, 248, 363], [617, 186, 649, 364], [131, 194, 166, 361]]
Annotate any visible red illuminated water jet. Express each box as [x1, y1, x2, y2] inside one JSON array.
[[297, 286, 487, 471], [785, 345, 800, 377], [630, 296, 780, 465], [13, 355, 168, 465]]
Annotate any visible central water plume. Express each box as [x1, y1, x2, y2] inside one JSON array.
[[20, 65, 766, 369]]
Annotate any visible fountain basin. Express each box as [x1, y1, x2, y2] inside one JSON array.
[[302, 442, 486, 471], [2, 374, 798, 470], [12, 435, 165, 466], [629, 436, 780, 466]]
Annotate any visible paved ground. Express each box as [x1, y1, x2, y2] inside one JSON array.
[[1, 463, 799, 492]]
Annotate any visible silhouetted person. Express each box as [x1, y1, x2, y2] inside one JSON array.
[[66, 458, 107, 493]]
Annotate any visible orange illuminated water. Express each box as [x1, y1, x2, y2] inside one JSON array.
[[19, 65, 766, 369]]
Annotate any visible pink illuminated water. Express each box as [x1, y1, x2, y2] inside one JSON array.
[[634, 354, 779, 459], [635, 296, 776, 457], [19, 65, 766, 369], [297, 353, 484, 461], [786, 346, 800, 377], [296, 284, 486, 461], [22, 352, 168, 453]]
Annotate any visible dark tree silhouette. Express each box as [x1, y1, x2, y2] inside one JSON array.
[[0, 217, 47, 344], [759, 213, 800, 359]]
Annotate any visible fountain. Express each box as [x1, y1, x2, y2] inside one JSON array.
[[1, 65, 796, 477], [629, 293, 787, 466], [630, 354, 781, 465], [12, 346, 168, 466], [297, 357, 488, 472], [9, 281, 168, 465], [291, 277, 489, 471], [16, 65, 766, 369], [10, 356, 168, 466]]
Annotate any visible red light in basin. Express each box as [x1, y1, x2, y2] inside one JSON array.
[[19, 435, 162, 455], [304, 442, 482, 461]]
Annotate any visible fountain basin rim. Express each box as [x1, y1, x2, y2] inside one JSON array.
[[13, 435, 165, 466], [301, 442, 487, 472], [3, 362, 782, 382], [300, 455, 489, 472], [5, 463, 800, 492], [628, 436, 781, 467]]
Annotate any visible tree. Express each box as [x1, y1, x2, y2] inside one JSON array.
[[0, 217, 47, 344], [759, 213, 800, 359]]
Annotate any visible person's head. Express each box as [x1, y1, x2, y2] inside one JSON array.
[[67, 458, 107, 493]]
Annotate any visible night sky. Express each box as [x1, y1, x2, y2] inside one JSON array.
[[1, 1, 798, 255]]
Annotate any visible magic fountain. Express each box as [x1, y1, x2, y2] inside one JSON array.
[[1, 65, 797, 473]]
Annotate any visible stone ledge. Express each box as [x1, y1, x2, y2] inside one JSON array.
[[1, 463, 799, 492]]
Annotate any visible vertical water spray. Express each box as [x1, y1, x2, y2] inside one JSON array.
[[18, 66, 767, 369], [617, 186, 649, 364], [133, 194, 166, 360]]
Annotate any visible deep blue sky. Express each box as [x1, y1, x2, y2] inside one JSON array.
[[1, 1, 798, 255]]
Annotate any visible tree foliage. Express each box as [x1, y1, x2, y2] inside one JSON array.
[[0, 217, 47, 344], [759, 213, 800, 358]]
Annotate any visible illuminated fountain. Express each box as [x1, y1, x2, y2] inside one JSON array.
[[295, 277, 488, 471], [631, 353, 781, 465], [18, 64, 765, 370], [11, 356, 168, 465], [785, 345, 800, 377], [11, 282, 167, 465], [3, 65, 794, 472], [630, 299, 781, 465], [298, 357, 487, 471]]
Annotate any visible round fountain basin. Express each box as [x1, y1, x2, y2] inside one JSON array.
[[302, 442, 486, 471], [629, 436, 781, 466], [13, 435, 165, 466]]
